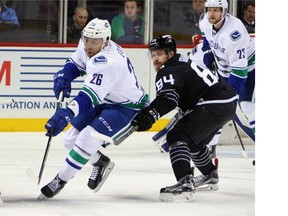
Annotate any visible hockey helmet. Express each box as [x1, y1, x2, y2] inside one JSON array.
[[82, 18, 111, 44], [205, 0, 228, 23], [149, 35, 177, 53], [205, 0, 228, 11]]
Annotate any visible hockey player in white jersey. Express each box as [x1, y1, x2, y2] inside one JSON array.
[[39, 18, 149, 199], [200, 0, 255, 136], [189, 0, 255, 180]]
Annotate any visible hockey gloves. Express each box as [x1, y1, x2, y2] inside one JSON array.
[[53, 71, 72, 99], [203, 50, 215, 71], [131, 107, 159, 131], [45, 108, 74, 137]]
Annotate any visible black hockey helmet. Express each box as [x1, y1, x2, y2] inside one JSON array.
[[149, 35, 177, 53]]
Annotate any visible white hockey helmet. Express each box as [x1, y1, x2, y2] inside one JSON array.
[[205, 0, 228, 10], [82, 18, 111, 44], [205, 0, 228, 23]]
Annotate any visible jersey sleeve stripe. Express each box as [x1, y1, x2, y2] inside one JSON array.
[[82, 85, 101, 106]]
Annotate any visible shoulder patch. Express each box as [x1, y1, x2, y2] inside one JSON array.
[[229, 30, 242, 41], [93, 56, 107, 64]]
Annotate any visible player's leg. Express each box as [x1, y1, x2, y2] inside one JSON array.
[[159, 139, 195, 201], [39, 105, 137, 198], [159, 102, 235, 201], [63, 108, 115, 191], [206, 128, 222, 159], [87, 151, 115, 192], [238, 68, 255, 135], [187, 103, 235, 190]]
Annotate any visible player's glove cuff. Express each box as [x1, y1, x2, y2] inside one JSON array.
[[131, 107, 159, 132], [45, 108, 74, 137]]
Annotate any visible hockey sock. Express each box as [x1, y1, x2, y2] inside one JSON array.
[[169, 141, 192, 181], [190, 146, 215, 175], [59, 145, 90, 182]]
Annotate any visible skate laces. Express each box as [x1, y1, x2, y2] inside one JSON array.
[[90, 166, 100, 180], [193, 174, 208, 184], [48, 176, 63, 192], [166, 176, 193, 190]]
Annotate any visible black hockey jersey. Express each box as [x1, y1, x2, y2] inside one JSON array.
[[150, 54, 237, 117]]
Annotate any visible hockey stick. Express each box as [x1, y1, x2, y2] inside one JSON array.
[[152, 110, 181, 142], [0, 98, 14, 105], [233, 113, 255, 142], [232, 119, 248, 159], [152, 110, 182, 152], [37, 91, 64, 185], [91, 125, 138, 146]]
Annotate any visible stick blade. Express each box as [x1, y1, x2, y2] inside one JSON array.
[[241, 149, 249, 159]]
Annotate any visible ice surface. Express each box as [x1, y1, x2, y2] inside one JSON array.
[[0, 132, 255, 216]]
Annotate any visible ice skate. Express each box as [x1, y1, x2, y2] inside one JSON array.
[[38, 174, 67, 200], [193, 159, 219, 191], [159, 175, 195, 202], [87, 153, 115, 192]]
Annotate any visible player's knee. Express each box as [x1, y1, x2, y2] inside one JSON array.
[[166, 128, 190, 147], [75, 125, 103, 156], [169, 141, 189, 150], [62, 127, 79, 150]]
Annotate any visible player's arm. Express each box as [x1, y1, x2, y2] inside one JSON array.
[[46, 63, 116, 137], [44, 91, 92, 137], [227, 32, 249, 94], [45, 80, 106, 137], [131, 72, 180, 131], [201, 36, 215, 71], [53, 61, 81, 99], [130, 93, 178, 132], [53, 41, 87, 99]]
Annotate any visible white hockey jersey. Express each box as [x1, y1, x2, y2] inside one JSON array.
[[200, 13, 255, 78], [68, 40, 148, 113], [189, 43, 206, 68]]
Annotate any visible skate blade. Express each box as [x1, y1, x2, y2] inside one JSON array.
[[37, 193, 49, 200], [195, 184, 219, 192], [93, 161, 115, 193], [159, 192, 194, 202]]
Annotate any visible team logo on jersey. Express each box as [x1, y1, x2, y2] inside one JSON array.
[[230, 30, 241, 41], [93, 56, 107, 64]]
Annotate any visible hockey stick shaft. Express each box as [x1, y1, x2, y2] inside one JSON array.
[[91, 125, 138, 146], [233, 114, 255, 142], [37, 91, 64, 185], [37, 133, 53, 185], [152, 111, 181, 141], [113, 125, 137, 145], [232, 119, 248, 159]]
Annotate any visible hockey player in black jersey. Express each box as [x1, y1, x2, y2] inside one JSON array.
[[131, 35, 237, 201]]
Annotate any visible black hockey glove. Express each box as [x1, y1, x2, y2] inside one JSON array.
[[131, 107, 159, 131]]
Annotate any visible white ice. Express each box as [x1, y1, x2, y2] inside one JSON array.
[[0, 132, 255, 216]]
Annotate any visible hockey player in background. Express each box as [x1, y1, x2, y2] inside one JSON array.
[[39, 18, 149, 199], [131, 35, 237, 201], [200, 0, 255, 137]]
